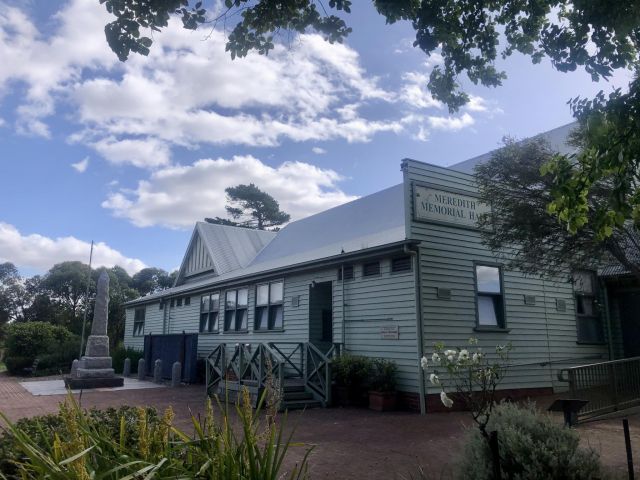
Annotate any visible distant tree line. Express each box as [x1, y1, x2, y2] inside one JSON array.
[[0, 261, 176, 347]]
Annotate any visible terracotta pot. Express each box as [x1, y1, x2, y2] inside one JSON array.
[[368, 391, 397, 412]]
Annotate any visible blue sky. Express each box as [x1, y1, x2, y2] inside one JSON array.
[[0, 0, 633, 277]]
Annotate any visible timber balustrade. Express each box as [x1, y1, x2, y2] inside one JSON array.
[[206, 341, 341, 407], [559, 356, 640, 421]]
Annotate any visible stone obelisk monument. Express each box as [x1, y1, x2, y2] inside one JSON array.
[[65, 271, 124, 388]]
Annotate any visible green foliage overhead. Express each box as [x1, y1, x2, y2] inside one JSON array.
[[206, 183, 291, 230], [457, 402, 603, 479], [543, 77, 640, 247], [476, 136, 640, 279], [100, 0, 639, 112]]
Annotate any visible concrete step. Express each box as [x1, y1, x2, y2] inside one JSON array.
[[284, 390, 316, 401], [281, 399, 322, 410]]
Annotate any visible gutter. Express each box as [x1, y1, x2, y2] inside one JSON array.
[[124, 239, 419, 307], [405, 243, 426, 415]]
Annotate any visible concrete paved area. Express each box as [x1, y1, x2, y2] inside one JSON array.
[[1, 372, 638, 478], [20, 378, 164, 396]]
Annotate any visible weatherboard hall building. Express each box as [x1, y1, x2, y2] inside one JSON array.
[[124, 124, 624, 414]]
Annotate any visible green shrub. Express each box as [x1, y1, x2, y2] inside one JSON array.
[[369, 358, 398, 392], [457, 402, 603, 480], [111, 345, 143, 374], [3, 356, 32, 375], [332, 353, 372, 388], [0, 391, 309, 479], [0, 405, 158, 479], [3, 322, 78, 375]]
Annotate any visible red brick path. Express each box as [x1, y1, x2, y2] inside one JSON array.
[[1, 373, 639, 478]]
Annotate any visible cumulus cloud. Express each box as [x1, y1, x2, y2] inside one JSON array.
[[428, 112, 475, 131], [0, 1, 405, 168], [0, 222, 146, 274], [0, 0, 115, 137], [312, 147, 326, 154], [102, 155, 357, 228], [71, 156, 89, 172], [400, 71, 442, 110]]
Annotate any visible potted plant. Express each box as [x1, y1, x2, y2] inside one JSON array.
[[368, 358, 398, 411], [332, 354, 371, 407]]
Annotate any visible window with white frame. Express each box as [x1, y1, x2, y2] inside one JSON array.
[[573, 270, 603, 343], [133, 307, 145, 336], [255, 281, 284, 330], [224, 288, 248, 332], [200, 292, 220, 333], [475, 264, 505, 328]]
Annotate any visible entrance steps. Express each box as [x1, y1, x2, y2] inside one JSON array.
[[217, 378, 322, 410]]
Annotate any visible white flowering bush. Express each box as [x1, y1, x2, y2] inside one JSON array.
[[421, 338, 512, 439]]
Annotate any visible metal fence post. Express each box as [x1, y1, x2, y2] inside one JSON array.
[[489, 430, 501, 480], [624, 418, 635, 480], [610, 363, 619, 411]]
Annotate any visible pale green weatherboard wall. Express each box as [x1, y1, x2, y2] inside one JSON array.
[[403, 159, 610, 394], [125, 261, 419, 392]]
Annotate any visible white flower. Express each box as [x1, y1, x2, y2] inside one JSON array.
[[468, 337, 479, 345], [496, 345, 505, 352], [444, 349, 457, 357], [420, 356, 429, 370], [458, 349, 469, 361], [447, 354, 455, 362], [472, 352, 482, 363], [429, 373, 440, 385], [431, 352, 441, 363], [440, 391, 454, 408]]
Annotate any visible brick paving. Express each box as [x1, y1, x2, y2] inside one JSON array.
[[1, 372, 639, 478]]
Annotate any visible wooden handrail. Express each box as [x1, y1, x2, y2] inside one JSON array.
[[206, 341, 343, 407]]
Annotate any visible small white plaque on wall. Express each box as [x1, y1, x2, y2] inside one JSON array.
[[380, 325, 399, 340]]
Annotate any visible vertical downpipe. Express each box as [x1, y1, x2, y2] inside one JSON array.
[[406, 244, 426, 415], [600, 279, 614, 360], [341, 264, 346, 348]]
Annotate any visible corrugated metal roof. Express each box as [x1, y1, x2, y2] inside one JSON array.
[[598, 264, 630, 278], [196, 222, 276, 274], [249, 183, 405, 267], [449, 122, 579, 174], [127, 183, 406, 305]]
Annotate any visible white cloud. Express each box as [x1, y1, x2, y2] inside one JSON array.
[[0, 222, 146, 274], [102, 155, 357, 228], [428, 112, 475, 131], [312, 147, 326, 154], [89, 136, 171, 169], [65, 29, 401, 166], [0, 1, 403, 167], [71, 156, 89, 172], [399, 71, 442, 110], [0, 0, 116, 137]]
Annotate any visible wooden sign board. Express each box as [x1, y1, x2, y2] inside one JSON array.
[[414, 185, 490, 228]]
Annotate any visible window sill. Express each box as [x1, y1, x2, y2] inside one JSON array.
[[474, 326, 511, 333], [254, 328, 285, 333], [576, 340, 606, 346], [223, 330, 249, 334], [199, 331, 220, 335]]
